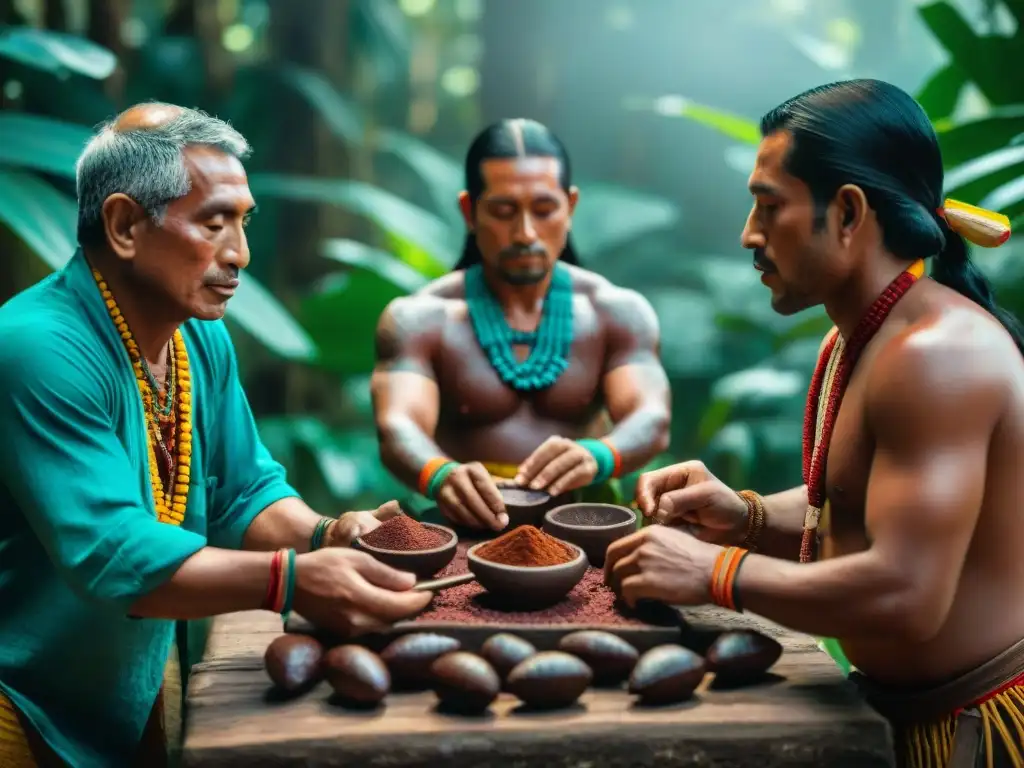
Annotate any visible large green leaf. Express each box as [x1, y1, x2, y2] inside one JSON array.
[[275, 65, 365, 146], [917, 62, 967, 121], [944, 146, 1024, 202], [627, 96, 761, 145], [979, 175, 1024, 220], [374, 129, 463, 228], [229, 272, 318, 362], [257, 416, 406, 504], [351, 0, 413, 88], [0, 26, 116, 80], [300, 269, 407, 375], [0, 114, 92, 178], [248, 174, 457, 263], [917, 2, 1024, 107], [0, 169, 77, 269], [320, 238, 430, 292], [572, 182, 680, 256], [937, 108, 1024, 168]]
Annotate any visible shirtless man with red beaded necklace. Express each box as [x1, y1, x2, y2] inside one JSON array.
[[604, 80, 1024, 767]]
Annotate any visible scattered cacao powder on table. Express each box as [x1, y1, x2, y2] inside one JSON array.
[[415, 547, 676, 627], [473, 525, 575, 567], [360, 514, 450, 551]]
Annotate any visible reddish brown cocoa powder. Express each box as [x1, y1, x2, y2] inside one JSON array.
[[360, 515, 450, 551], [415, 546, 674, 627], [473, 525, 575, 567]]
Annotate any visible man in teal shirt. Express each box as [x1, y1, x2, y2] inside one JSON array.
[[0, 103, 432, 767]]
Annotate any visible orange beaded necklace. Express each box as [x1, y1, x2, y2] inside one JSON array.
[[92, 269, 192, 526]]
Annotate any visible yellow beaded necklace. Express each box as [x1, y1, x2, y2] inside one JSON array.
[[92, 269, 192, 526]]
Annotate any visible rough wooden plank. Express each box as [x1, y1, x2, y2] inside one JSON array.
[[183, 610, 894, 767], [184, 661, 891, 767]]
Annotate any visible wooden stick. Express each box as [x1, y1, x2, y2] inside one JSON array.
[[413, 572, 476, 592]]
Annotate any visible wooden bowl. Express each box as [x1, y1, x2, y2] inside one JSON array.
[[542, 503, 637, 567], [496, 485, 565, 528], [354, 523, 458, 579], [466, 539, 588, 609]]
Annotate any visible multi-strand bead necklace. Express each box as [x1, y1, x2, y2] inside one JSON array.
[[799, 259, 925, 562], [464, 262, 574, 392], [92, 269, 192, 526]]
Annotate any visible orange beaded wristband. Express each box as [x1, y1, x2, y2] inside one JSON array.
[[710, 546, 750, 612], [418, 457, 453, 496], [600, 438, 622, 478]]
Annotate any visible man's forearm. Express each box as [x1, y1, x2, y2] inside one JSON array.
[[129, 548, 272, 619], [378, 415, 449, 489], [746, 486, 808, 560], [735, 548, 921, 641], [242, 496, 325, 553], [602, 405, 670, 474]]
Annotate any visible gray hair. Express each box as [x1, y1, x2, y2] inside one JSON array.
[[75, 103, 252, 247]]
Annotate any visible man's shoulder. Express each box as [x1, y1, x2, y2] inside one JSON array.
[[867, 302, 1018, 426], [0, 286, 96, 370], [569, 266, 659, 338], [382, 277, 460, 334]]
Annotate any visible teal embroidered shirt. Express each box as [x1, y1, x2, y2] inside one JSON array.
[[0, 250, 298, 767]]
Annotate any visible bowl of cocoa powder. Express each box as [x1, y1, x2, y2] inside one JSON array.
[[466, 525, 588, 609], [495, 484, 566, 528], [542, 503, 637, 568], [355, 515, 458, 579]]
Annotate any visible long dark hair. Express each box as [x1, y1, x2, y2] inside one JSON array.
[[761, 79, 1024, 353], [452, 118, 581, 271]]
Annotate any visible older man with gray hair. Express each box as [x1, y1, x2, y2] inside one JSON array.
[[0, 102, 432, 767]]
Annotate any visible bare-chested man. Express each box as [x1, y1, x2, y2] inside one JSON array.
[[604, 80, 1024, 767], [371, 119, 671, 531]]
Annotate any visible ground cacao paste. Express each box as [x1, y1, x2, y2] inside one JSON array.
[[473, 525, 575, 567], [361, 514, 450, 551], [417, 547, 675, 627]]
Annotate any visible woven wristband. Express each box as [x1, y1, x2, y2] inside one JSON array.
[[709, 546, 750, 612], [418, 457, 458, 500], [737, 490, 766, 551], [577, 438, 621, 485]]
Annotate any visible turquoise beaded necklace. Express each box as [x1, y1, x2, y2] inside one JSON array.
[[464, 262, 574, 392]]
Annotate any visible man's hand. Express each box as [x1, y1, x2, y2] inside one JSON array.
[[325, 500, 403, 548], [604, 525, 718, 608], [636, 461, 748, 545], [293, 547, 433, 638], [437, 463, 509, 531], [514, 436, 599, 496]]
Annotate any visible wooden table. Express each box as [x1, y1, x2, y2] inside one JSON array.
[[182, 609, 895, 767]]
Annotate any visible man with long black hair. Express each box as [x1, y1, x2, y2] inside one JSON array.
[[371, 119, 671, 530], [604, 80, 1024, 767]]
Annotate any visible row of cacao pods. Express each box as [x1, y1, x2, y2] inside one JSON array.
[[265, 628, 782, 712]]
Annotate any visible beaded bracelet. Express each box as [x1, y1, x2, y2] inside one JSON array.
[[709, 546, 750, 612], [418, 457, 458, 500], [262, 548, 297, 617], [310, 517, 334, 551], [577, 438, 621, 485], [737, 490, 766, 552]]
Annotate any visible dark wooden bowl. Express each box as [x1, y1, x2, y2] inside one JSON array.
[[354, 523, 458, 579], [542, 503, 637, 567], [466, 539, 588, 609], [496, 484, 566, 528]]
